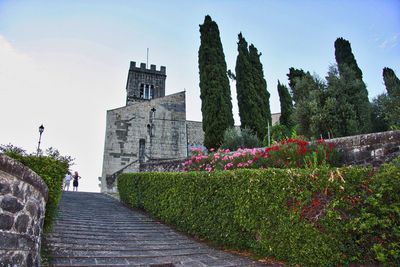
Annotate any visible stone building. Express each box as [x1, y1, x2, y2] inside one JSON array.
[[100, 62, 204, 192], [100, 61, 280, 193]]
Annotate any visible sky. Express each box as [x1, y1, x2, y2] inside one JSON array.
[[0, 0, 399, 192]]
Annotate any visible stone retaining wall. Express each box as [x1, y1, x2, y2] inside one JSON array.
[[329, 130, 400, 167], [139, 158, 185, 172], [0, 154, 48, 267]]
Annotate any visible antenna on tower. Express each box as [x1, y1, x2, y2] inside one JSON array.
[[146, 48, 149, 68]]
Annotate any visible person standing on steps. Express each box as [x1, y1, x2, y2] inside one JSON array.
[[72, 171, 81, 192], [64, 171, 72, 191]]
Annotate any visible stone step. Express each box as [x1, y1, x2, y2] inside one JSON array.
[[44, 191, 270, 266]]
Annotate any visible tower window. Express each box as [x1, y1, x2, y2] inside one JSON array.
[[150, 85, 154, 99], [139, 83, 144, 98], [145, 84, 150, 99]]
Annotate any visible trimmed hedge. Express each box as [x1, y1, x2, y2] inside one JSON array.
[[119, 161, 400, 266]]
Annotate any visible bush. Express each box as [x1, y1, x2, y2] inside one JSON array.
[[118, 163, 399, 266], [2, 145, 71, 233], [346, 158, 400, 264], [184, 138, 339, 172], [220, 127, 259, 151]]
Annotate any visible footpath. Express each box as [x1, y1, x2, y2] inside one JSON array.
[[44, 191, 270, 267]]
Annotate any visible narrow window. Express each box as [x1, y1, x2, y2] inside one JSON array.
[[145, 84, 150, 99], [139, 83, 144, 98], [139, 139, 145, 162], [150, 85, 154, 99]]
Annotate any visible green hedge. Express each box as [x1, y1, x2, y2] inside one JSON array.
[[118, 162, 399, 266], [7, 153, 68, 233]]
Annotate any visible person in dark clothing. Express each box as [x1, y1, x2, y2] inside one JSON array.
[[72, 171, 81, 191]]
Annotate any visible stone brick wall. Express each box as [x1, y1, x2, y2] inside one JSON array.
[[101, 91, 188, 192], [329, 130, 400, 167], [186, 120, 205, 152], [139, 158, 186, 173], [0, 154, 48, 267]]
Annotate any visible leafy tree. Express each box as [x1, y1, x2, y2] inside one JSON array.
[[220, 127, 259, 151], [334, 37, 371, 133], [277, 80, 294, 129], [288, 71, 326, 138], [287, 67, 308, 103], [325, 65, 359, 137], [198, 15, 234, 149], [235, 33, 270, 140]]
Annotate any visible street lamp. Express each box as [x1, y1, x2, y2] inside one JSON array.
[[36, 124, 44, 156]]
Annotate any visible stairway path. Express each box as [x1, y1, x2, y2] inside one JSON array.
[[44, 191, 269, 267]]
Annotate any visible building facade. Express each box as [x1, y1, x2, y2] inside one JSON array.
[[100, 62, 204, 192], [100, 61, 280, 192]]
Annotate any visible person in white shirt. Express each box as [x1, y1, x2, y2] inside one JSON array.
[[64, 172, 72, 191]]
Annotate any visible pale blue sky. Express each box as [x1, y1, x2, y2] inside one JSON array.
[[1, 0, 399, 192]]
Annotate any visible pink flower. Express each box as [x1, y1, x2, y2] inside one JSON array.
[[224, 162, 234, 170]]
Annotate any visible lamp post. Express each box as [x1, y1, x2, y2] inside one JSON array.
[[36, 124, 44, 156]]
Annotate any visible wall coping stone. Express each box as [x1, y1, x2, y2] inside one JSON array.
[[0, 154, 48, 200]]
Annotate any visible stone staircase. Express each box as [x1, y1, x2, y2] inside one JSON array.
[[44, 191, 269, 267]]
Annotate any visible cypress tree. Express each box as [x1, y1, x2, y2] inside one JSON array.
[[277, 80, 294, 128], [235, 33, 270, 140], [198, 15, 234, 149], [249, 44, 272, 127], [383, 67, 400, 97], [334, 37, 371, 133]]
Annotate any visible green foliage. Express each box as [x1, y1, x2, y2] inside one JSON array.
[[235, 33, 271, 140], [277, 80, 294, 129], [334, 38, 371, 133], [334, 37, 364, 80], [383, 67, 400, 98], [371, 67, 400, 130], [198, 15, 234, 149], [269, 124, 290, 143], [287, 67, 308, 103], [118, 163, 400, 266], [346, 158, 400, 264], [290, 73, 327, 137], [325, 65, 359, 137], [220, 127, 259, 151], [1, 145, 70, 233]]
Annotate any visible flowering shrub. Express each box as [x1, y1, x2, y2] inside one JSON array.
[[183, 138, 338, 172]]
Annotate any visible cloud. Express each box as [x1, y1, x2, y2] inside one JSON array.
[[379, 33, 399, 49]]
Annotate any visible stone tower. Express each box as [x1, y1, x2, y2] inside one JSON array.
[[125, 61, 166, 105]]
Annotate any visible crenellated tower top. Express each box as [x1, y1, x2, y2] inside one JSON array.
[[125, 61, 167, 105]]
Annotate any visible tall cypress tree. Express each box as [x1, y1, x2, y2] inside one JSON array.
[[235, 33, 270, 139], [249, 44, 272, 127], [383, 67, 400, 97], [198, 15, 234, 149], [277, 80, 293, 128], [334, 37, 371, 133]]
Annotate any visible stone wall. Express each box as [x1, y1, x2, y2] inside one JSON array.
[[329, 130, 400, 167], [101, 91, 188, 192], [186, 120, 206, 152], [139, 158, 186, 173], [0, 154, 48, 267]]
